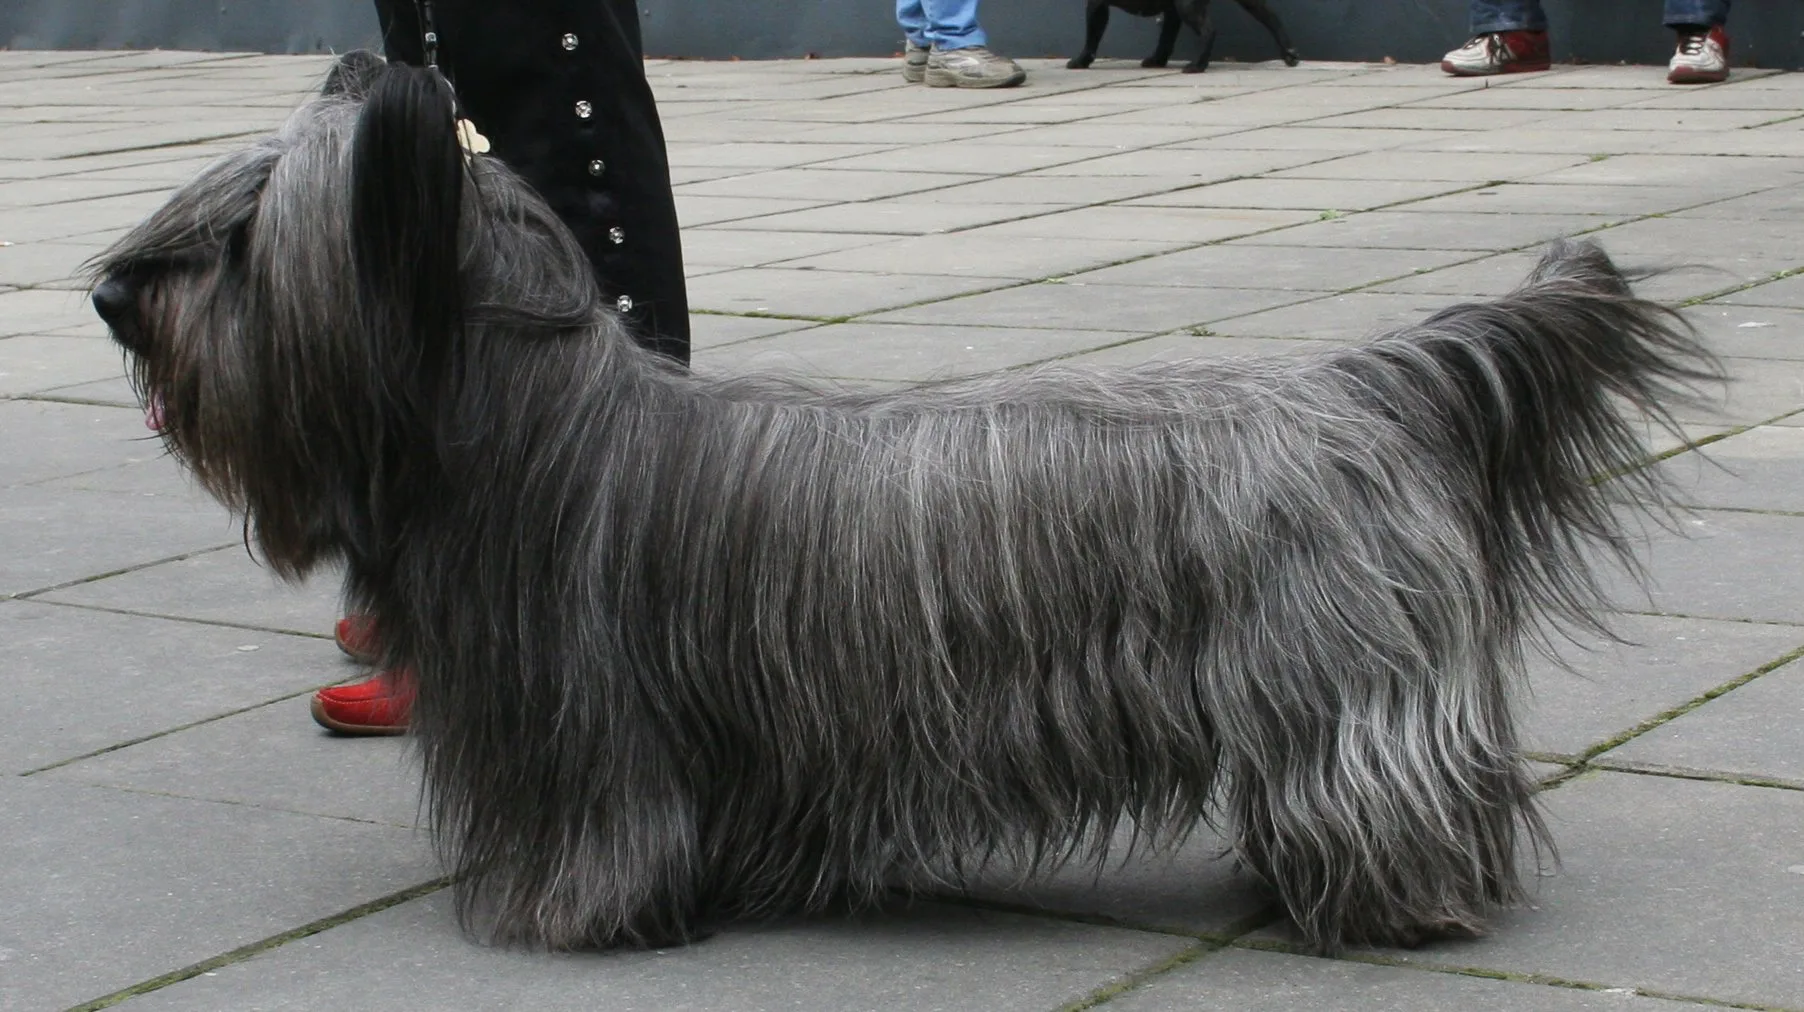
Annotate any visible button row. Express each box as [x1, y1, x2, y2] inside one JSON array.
[[561, 33, 629, 311]]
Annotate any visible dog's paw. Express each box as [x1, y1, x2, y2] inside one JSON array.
[[1139, 56, 1170, 68], [1066, 55, 1094, 69], [1181, 63, 1209, 74], [1282, 49, 1301, 67]]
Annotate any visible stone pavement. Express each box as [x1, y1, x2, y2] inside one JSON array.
[[2, 47, 1803, 1012]]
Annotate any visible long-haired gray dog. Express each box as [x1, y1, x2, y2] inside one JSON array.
[[93, 55, 1712, 953]]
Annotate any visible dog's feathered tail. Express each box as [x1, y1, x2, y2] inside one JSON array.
[[1221, 239, 1718, 950], [1372, 239, 1716, 643]]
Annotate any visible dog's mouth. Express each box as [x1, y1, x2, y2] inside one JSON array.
[[145, 394, 166, 432]]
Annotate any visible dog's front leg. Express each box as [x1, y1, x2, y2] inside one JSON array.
[[1067, 0, 1112, 69], [1174, 0, 1217, 73], [1144, 11, 1183, 68], [1235, 0, 1301, 65]]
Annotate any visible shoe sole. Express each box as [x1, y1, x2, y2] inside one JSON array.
[[335, 636, 380, 665], [1440, 59, 1551, 76], [1667, 67, 1727, 84], [924, 68, 1026, 88], [902, 64, 926, 83], [310, 695, 410, 736]]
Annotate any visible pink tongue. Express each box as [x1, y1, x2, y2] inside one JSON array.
[[145, 396, 165, 432]]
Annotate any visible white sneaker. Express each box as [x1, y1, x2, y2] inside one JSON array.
[[901, 40, 929, 83], [1668, 26, 1729, 84], [924, 46, 1026, 89], [1440, 31, 1550, 76]]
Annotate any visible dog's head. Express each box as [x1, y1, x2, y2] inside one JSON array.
[[92, 52, 603, 577]]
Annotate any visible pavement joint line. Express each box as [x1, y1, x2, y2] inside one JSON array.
[[18, 678, 360, 778], [924, 890, 1281, 945], [1225, 936, 1804, 1012], [1587, 760, 1804, 793], [0, 182, 177, 212], [3, 541, 243, 602], [1679, 265, 1804, 307], [1688, 505, 1804, 519], [61, 876, 454, 1012], [47, 128, 269, 162], [1613, 607, 1804, 628], [20, 595, 338, 641], [51, 779, 426, 831], [1572, 641, 1804, 764], [1056, 940, 1222, 1011]]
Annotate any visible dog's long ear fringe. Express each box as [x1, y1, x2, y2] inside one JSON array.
[[350, 64, 464, 353]]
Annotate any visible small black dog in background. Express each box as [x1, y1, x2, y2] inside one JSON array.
[[1068, 0, 1301, 72]]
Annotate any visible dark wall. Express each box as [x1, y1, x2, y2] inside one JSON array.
[[1, 0, 1798, 68]]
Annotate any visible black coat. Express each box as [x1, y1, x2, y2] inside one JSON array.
[[375, 0, 690, 365]]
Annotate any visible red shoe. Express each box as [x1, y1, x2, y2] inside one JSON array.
[[311, 669, 414, 735], [334, 615, 381, 664]]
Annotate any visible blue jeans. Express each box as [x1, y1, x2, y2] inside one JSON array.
[[897, 0, 986, 50], [1471, 0, 1729, 33]]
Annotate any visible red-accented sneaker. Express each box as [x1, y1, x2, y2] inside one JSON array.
[[334, 615, 381, 664], [310, 669, 414, 735], [1668, 26, 1729, 84], [1440, 31, 1551, 76]]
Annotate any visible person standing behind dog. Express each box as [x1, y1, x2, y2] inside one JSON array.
[[1442, 0, 1732, 84], [311, 0, 691, 736], [898, 0, 1028, 88]]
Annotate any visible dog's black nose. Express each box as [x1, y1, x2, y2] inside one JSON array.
[[92, 275, 138, 329]]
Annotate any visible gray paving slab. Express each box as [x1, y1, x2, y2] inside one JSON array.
[[1207, 292, 1469, 342], [0, 286, 98, 335], [687, 266, 1018, 318], [695, 322, 1151, 382], [0, 776, 435, 1012], [0, 332, 125, 395], [1523, 612, 1804, 758], [0, 399, 163, 487], [0, 238, 109, 289], [1669, 425, 1804, 512], [1062, 334, 1316, 366], [866, 282, 1311, 333], [975, 821, 1269, 936], [126, 892, 1193, 1012], [966, 205, 1320, 245], [0, 483, 236, 599], [1265, 149, 1596, 182], [1348, 773, 1804, 1010], [1394, 182, 1708, 217], [709, 198, 1073, 235], [42, 693, 424, 826], [1602, 656, 1804, 787], [0, 598, 343, 774], [1024, 146, 1345, 179], [778, 233, 1188, 280], [1073, 244, 1474, 292], [688, 313, 817, 350], [1121, 176, 1471, 212], [1232, 210, 1612, 252], [916, 174, 1245, 207], [678, 167, 985, 202], [672, 194, 834, 228], [1684, 303, 1804, 361], [1711, 270, 1804, 309], [679, 227, 899, 269], [1106, 947, 1707, 1011], [37, 542, 344, 636], [1602, 510, 1804, 625]]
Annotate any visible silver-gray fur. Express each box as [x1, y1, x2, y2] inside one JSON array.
[[93, 55, 1718, 953]]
